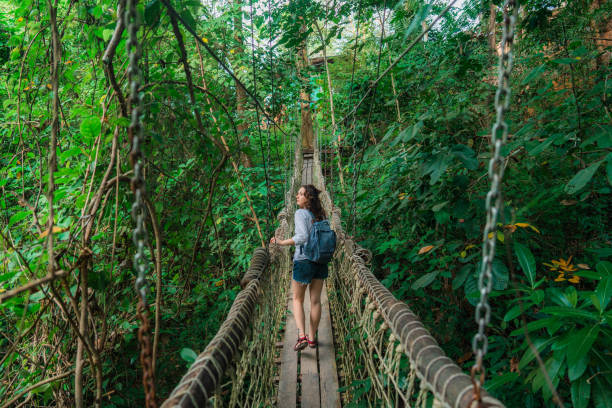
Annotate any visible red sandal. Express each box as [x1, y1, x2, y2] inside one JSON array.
[[307, 336, 317, 349], [294, 335, 308, 351]]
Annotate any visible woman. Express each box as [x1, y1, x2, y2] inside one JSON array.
[[270, 184, 328, 351]]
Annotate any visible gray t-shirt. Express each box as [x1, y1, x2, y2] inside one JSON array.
[[292, 209, 313, 261]]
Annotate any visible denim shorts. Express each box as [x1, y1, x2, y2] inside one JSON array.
[[292, 260, 328, 284]]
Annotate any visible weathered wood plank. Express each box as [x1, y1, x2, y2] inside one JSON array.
[[301, 287, 321, 408], [278, 287, 297, 408], [318, 283, 341, 408]]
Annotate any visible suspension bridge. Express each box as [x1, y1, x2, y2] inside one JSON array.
[[158, 137, 505, 408], [120, 0, 519, 406]]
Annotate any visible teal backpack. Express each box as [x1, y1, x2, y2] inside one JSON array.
[[301, 212, 337, 264]]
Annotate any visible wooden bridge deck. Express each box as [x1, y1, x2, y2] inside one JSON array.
[[277, 282, 340, 408]]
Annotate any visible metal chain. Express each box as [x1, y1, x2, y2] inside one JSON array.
[[471, 0, 518, 402], [125, 0, 157, 406]]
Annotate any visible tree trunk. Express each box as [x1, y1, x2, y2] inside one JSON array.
[[297, 31, 314, 151], [234, 0, 253, 167], [488, 2, 497, 53], [590, 0, 611, 67]]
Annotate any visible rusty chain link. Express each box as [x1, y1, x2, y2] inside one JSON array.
[[471, 0, 518, 404], [138, 298, 157, 407], [125, 0, 157, 406]]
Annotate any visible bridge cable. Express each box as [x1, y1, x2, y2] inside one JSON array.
[[470, 1, 520, 404], [125, 0, 157, 405]]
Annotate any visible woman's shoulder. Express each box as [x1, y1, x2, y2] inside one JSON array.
[[295, 208, 313, 218]]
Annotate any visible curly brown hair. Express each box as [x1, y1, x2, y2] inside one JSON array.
[[302, 184, 326, 221]]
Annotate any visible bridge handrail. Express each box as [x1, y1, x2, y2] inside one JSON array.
[[311, 139, 504, 408], [161, 134, 303, 407]]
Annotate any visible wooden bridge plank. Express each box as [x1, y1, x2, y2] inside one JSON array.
[[301, 287, 321, 408], [278, 287, 297, 408], [318, 283, 341, 408]]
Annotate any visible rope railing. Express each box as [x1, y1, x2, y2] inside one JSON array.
[[311, 140, 505, 408], [161, 135, 302, 407]]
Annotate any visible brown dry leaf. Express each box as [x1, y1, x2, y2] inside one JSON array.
[[577, 264, 590, 270], [510, 357, 520, 373], [457, 351, 473, 364], [39, 226, 67, 239], [560, 200, 577, 206], [418, 245, 434, 255]]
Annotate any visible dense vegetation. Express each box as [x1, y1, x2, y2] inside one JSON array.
[[0, 0, 610, 407]]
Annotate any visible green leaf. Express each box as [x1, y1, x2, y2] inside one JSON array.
[[521, 64, 546, 85], [9, 211, 29, 227], [464, 273, 479, 306], [180, 348, 198, 364], [567, 325, 600, 367], [503, 304, 521, 322], [607, 154, 612, 185], [540, 306, 600, 322], [485, 372, 519, 391], [145, 0, 161, 26], [595, 276, 612, 311], [519, 337, 557, 369], [451, 144, 478, 170], [593, 377, 612, 408], [514, 242, 536, 288], [596, 261, 612, 277], [102, 29, 114, 42], [452, 264, 471, 290], [571, 377, 591, 408], [568, 353, 589, 381], [411, 271, 439, 290], [532, 356, 563, 393], [80, 116, 101, 142], [565, 160, 604, 194]]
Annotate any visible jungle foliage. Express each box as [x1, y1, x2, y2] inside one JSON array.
[[0, 0, 610, 407]]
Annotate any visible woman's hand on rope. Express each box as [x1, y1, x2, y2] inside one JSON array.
[[270, 237, 294, 246]]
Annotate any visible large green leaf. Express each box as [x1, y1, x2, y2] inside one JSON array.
[[568, 354, 589, 381], [411, 271, 439, 290], [540, 306, 600, 322], [451, 144, 478, 170], [80, 116, 101, 143], [8, 211, 29, 227], [593, 377, 612, 408], [571, 377, 591, 408], [596, 261, 612, 277], [452, 264, 471, 290], [607, 154, 612, 185], [180, 348, 198, 364], [595, 276, 612, 311], [566, 325, 600, 367], [514, 242, 536, 288], [565, 160, 604, 194], [519, 337, 557, 369]]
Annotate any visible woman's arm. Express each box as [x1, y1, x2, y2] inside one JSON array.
[[270, 237, 295, 246]]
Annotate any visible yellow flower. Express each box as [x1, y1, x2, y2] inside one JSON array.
[[554, 273, 566, 282], [17, 17, 23, 22], [568, 275, 580, 284], [202, 37, 208, 44]]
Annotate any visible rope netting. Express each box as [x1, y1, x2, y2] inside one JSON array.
[[311, 141, 505, 408], [161, 138, 303, 408]]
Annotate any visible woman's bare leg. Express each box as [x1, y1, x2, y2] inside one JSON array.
[[308, 279, 324, 339], [292, 279, 308, 337]]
